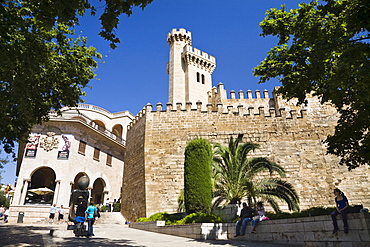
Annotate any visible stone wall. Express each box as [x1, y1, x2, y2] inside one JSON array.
[[129, 213, 370, 246], [121, 114, 147, 221], [123, 99, 370, 221]]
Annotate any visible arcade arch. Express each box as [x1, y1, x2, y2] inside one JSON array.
[[91, 178, 106, 205], [25, 167, 56, 205]]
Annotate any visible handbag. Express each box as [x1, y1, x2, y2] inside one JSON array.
[[252, 215, 261, 220], [93, 208, 99, 218]]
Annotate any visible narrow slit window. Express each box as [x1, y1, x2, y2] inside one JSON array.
[[93, 147, 100, 160], [197, 72, 200, 82], [78, 141, 86, 154], [201, 74, 205, 84], [106, 154, 112, 166]]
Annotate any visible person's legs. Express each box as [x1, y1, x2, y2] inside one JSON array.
[[331, 211, 339, 233], [49, 214, 54, 224], [341, 210, 349, 233], [87, 218, 94, 236], [241, 218, 249, 235], [251, 219, 258, 232], [235, 220, 242, 236]]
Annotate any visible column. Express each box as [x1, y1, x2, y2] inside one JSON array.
[[19, 179, 31, 205], [103, 191, 109, 212], [87, 186, 93, 202], [52, 180, 61, 205]]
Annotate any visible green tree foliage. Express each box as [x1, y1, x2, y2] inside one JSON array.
[[213, 134, 299, 212], [0, 156, 7, 170], [0, 0, 152, 155], [0, 190, 10, 208], [184, 138, 213, 214], [177, 189, 185, 213], [253, 0, 370, 170], [8, 0, 154, 49]]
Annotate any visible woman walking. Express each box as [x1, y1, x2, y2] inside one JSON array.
[[85, 202, 97, 237]]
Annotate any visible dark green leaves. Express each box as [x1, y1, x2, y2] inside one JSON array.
[[254, 0, 370, 169]]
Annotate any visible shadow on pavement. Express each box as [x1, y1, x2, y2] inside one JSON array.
[[0, 225, 46, 246], [189, 239, 299, 247], [52, 237, 145, 247]]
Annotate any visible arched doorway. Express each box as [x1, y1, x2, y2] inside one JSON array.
[[26, 167, 56, 205], [91, 178, 106, 205]]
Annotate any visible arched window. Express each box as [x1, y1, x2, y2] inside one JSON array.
[[201, 74, 205, 84], [91, 120, 105, 132], [112, 124, 123, 138], [196, 72, 200, 82]]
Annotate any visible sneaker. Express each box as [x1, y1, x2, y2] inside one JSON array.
[[344, 228, 349, 234], [234, 234, 240, 237], [251, 231, 257, 234], [332, 229, 338, 234]]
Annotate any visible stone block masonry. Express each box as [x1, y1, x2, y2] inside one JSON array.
[[129, 213, 370, 246], [122, 99, 370, 222], [120, 28, 370, 223]]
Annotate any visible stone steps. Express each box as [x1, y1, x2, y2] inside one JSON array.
[[8, 205, 126, 225], [97, 212, 126, 224]]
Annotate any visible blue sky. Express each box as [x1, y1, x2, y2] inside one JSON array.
[[1, 0, 310, 185]]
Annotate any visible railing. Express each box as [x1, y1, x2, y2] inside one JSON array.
[[52, 111, 126, 146]]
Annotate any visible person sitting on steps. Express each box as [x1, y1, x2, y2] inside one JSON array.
[[251, 201, 265, 234], [331, 188, 349, 234], [234, 202, 256, 237]]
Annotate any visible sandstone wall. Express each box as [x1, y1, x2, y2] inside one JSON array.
[[124, 102, 370, 221], [122, 114, 147, 221]]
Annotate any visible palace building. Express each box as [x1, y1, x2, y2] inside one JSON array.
[[9, 105, 133, 223], [10, 28, 370, 223]]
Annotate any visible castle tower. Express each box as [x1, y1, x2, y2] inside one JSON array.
[[167, 28, 216, 107]]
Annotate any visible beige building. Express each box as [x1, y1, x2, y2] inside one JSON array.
[[9, 105, 133, 223]]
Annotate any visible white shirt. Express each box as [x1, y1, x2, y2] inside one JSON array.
[[257, 206, 265, 216]]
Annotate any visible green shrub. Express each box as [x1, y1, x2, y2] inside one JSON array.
[[136, 212, 223, 225], [184, 138, 213, 214], [100, 205, 107, 212], [266, 206, 337, 220], [0, 191, 10, 208], [113, 202, 121, 212], [136, 212, 171, 222], [176, 213, 223, 224]]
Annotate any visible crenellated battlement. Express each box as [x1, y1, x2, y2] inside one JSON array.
[[127, 101, 310, 130], [182, 45, 216, 73], [211, 82, 271, 100], [167, 28, 192, 45]]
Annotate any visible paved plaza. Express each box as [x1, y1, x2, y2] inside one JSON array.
[[0, 222, 299, 247]]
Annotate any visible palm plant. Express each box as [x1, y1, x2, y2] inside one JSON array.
[[212, 134, 300, 212]]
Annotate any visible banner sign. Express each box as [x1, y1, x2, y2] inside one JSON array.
[[25, 134, 41, 157], [57, 134, 72, 159]]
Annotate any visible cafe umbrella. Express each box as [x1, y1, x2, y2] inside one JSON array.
[[28, 187, 54, 195]]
